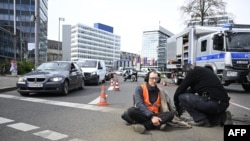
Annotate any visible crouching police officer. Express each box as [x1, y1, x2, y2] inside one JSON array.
[[174, 64, 233, 127]]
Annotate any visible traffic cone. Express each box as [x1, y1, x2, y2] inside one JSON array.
[[98, 85, 109, 106], [114, 79, 120, 91], [110, 78, 114, 86], [162, 80, 167, 86]]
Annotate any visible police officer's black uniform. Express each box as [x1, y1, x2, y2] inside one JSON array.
[[174, 66, 230, 126]]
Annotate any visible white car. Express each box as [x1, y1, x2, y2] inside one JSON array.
[[114, 70, 123, 76]]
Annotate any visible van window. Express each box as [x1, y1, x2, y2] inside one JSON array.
[[77, 60, 97, 68], [201, 40, 207, 52], [98, 62, 103, 69]]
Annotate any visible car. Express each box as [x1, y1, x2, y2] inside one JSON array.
[[16, 61, 85, 96], [138, 68, 162, 77], [137, 70, 148, 78], [105, 67, 114, 81], [76, 59, 106, 85], [114, 70, 123, 76]]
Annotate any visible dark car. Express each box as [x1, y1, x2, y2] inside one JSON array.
[[105, 67, 114, 81], [16, 61, 85, 96]]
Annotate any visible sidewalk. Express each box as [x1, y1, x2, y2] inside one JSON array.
[[0, 75, 18, 92]]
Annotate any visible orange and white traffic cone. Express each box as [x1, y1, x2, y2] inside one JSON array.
[[110, 78, 114, 86], [98, 85, 109, 106], [113, 79, 120, 91], [162, 80, 167, 86]]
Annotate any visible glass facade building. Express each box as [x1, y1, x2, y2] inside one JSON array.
[[0, 0, 48, 64], [141, 26, 173, 71]]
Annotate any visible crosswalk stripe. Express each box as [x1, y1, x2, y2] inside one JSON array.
[[0, 117, 14, 124], [7, 122, 39, 132], [33, 130, 68, 141]]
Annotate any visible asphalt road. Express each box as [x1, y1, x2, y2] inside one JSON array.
[[0, 76, 250, 141]]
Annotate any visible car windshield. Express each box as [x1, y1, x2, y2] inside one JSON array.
[[36, 62, 69, 71], [77, 60, 97, 68]]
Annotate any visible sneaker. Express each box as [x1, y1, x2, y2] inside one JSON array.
[[159, 124, 167, 131], [132, 124, 146, 134], [223, 111, 233, 125], [121, 111, 134, 124], [189, 119, 211, 127]]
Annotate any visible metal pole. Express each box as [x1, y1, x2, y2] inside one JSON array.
[[58, 18, 60, 60], [113, 48, 114, 68], [13, 0, 16, 61], [35, 0, 40, 67]]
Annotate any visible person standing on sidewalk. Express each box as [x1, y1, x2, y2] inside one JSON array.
[[121, 71, 175, 134], [174, 64, 232, 127]]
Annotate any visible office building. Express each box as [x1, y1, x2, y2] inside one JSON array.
[[0, 0, 48, 64], [62, 23, 121, 68], [118, 51, 139, 70], [187, 14, 234, 27], [141, 26, 173, 71]]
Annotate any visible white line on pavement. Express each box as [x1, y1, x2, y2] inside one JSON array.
[[7, 122, 39, 132], [0, 117, 14, 124], [33, 130, 68, 141], [0, 94, 123, 114], [230, 101, 250, 111]]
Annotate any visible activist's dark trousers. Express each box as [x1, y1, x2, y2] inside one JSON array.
[[127, 107, 175, 130], [178, 93, 229, 124]]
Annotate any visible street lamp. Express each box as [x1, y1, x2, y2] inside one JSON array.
[[58, 17, 65, 60], [13, 0, 16, 61]]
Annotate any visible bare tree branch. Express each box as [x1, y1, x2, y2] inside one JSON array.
[[180, 0, 229, 26]]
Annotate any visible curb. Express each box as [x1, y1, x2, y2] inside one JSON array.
[[0, 86, 17, 93]]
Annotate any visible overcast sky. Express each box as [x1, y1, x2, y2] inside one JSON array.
[[48, 0, 250, 54]]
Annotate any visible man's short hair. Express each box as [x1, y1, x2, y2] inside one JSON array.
[[183, 64, 194, 73]]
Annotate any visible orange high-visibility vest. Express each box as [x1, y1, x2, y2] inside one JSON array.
[[141, 84, 161, 114]]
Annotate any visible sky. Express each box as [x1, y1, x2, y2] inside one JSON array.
[[48, 0, 250, 54]]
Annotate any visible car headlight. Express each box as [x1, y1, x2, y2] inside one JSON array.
[[49, 77, 63, 82], [17, 77, 26, 83], [91, 71, 97, 76]]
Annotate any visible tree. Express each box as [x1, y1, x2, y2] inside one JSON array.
[[180, 0, 227, 26]]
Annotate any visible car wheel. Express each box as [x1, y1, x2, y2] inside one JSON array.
[[131, 75, 136, 82], [20, 92, 29, 96], [79, 79, 85, 90], [95, 76, 100, 86], [242, 83, 250, 92], [62, 80, 69, 95], [102, 77, 106, 83]]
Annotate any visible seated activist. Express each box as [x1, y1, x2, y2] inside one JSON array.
[[121, 71, 191, 134], [174, 64, 233, 127]]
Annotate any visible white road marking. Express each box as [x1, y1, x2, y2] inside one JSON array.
[[230, 101, 250, 111], [7, 122, 39, 132], [69, 139, 86, 141], [33, 130, 68, 141], [0, 94, 123, 114], [107, 86, 114, 90], [88, 94, 108, 105], [0, 117, 14, 124], [88, 96, 100, 105]]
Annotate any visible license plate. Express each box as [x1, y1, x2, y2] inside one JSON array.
[[28, 83, 43, 87]]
